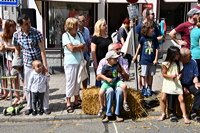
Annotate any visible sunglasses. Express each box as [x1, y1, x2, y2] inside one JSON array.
[[149, 13, 154, 15], [79, 19, 86, 22]]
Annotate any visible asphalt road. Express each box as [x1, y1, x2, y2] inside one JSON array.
[[0, 117, 200, 133]]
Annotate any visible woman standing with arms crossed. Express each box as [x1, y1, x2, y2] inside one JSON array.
[[0, 20, 21, 105], [62, 17, 86, 113], [91, 19, 112, 87]]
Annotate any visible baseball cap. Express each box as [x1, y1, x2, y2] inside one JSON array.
[[187, 8, 200, 17], [105, 51, 120, 59]]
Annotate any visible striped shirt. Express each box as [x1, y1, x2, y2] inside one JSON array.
[[12, 27, 44, 66]]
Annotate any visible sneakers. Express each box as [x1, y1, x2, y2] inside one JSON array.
[[44, 109, 51, 115], [191, 113, 200, 123], [146, 87, 152, 96], [32, 110, 37, 116], [142, 87, 147, 96]]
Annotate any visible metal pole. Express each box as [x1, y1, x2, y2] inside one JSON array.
[[129, 3, 138, 90]]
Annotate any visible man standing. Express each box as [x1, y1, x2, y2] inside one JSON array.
[[13, 14, 51, 115], [168, 48, 200, 123], [96, 43, 129, 122], [169, 8, 200, 49], [76, 14, 91, 89]]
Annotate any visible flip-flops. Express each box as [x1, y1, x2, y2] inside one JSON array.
[[12, 99, 19, 106], [97, 107, 106, 116], [0, 95, 7, 100]]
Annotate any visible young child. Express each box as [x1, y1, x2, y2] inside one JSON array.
[[158, 46, 190, 124], [132, 21, 159, 96], [27, 60, 50, 116], [98, 51, 130, 116]]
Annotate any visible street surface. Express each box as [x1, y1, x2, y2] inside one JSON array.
[[0, 117, 200, 133]]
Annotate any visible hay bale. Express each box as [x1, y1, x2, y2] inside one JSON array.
[[159, 92, 200, 117], [82, 87, 146, 119]]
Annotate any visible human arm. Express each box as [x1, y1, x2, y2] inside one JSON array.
[[153, 49, 159, 65], [27, 75, 34, 92], [132, 44, 141, 62], [38, 40, 49, 76], [193, 77, 200, 89], [91, 42, 98, 70], [162, 65, 177, 80], [116, 63, 129, 81], [169, 29, 187, 46]]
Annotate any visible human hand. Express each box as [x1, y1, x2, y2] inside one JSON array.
[[172, 74, 178, 80], [132, 56, 137, 62], [106, 78, 112, 83], [116, 63, 123, 73], [179, 40, 187, 46], [195, 82, 200, 89], [153, 60, 157, 65]]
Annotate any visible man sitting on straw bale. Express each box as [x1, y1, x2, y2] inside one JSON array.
[[168, 48, 200, 123], [96, 43, 129, 123]]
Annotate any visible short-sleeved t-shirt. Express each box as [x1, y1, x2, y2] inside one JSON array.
[[117, 27, 128, 44], [135, 22, 162, 42], [174, 21, 196, 49], [139, 36, 160, 65], [62, 32, 85, 65], [192, 5, 200, 10], [101, 64, 119, 82], [91, 36, 112, 63], [190, 27, 200, 59]]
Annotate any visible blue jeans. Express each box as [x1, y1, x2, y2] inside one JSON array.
[[105, 87, 123, 116]]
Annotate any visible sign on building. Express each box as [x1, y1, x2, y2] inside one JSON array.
[[0, 0, 18, 6]]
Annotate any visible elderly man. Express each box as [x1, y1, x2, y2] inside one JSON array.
[[168, 48, 200, 123], [96, 43, 129, 123], [169, 8, 200, 49]]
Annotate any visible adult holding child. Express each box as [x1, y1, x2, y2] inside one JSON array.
[[91, 18, 112, 87], [0, 19, 21, 105], [96, 43, 129, 122], [158, 46, 190, 124], [62, 17, 86, 113], [13, 14, 51, 115]]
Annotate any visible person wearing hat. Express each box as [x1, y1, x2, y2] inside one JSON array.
[[98, 51, 130, 117], [169, 8, 200, 49], [192, 0, 200, 10], [96, 43, 130, 122]]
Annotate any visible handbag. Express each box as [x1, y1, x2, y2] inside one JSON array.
[[77, 50, 88, 83]]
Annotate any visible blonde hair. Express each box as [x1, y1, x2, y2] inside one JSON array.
[[93, 18, 106, 37], [64, 17, 78, 32], [197, 15, 200, 28]]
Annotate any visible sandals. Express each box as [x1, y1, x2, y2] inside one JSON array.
[[158, 114, 166, 121], [74, 102, 81, 108], [66, 105, 74, 113], [183, 116, 191, 124], [98, 107, 105, 116], [18, 99, 27, 104], [169, 113, 178, 122], [123, 102, 130, 111], [0, 95, 7, 100], [12, 99, 19, 106]]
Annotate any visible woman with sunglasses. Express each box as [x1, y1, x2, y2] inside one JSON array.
[[91, 19, 112, 87], [62, 17, 86, 113]]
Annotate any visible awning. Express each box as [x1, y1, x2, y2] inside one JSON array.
[[106, 0, 147, 3], [35, 0, 100, 3], [164, 0, 196, 2]]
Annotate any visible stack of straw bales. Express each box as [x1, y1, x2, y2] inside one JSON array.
[[82, 87, 146, 119], [159, 93, 200, 117]]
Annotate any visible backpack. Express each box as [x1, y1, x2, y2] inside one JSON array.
[[111, 30, 118, 43]]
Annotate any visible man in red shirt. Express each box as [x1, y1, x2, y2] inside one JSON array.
[[192, 0, 200, 10], [169, 8, 200, 49]]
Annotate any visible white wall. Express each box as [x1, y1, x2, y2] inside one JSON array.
[[28, 0, 43, 34]]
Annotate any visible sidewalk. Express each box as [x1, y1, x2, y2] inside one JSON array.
[[0, 62, 163, 122]]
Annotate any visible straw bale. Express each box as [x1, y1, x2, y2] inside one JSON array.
[[159, 92, 200, 117], [82, 87, 146, 119]]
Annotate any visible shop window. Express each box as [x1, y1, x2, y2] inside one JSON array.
[[47, 2, 94, 48], [160, 1, 186, 30]]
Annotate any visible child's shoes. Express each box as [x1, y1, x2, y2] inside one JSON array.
[[146, 87, 152, 96], [142, 88, 147, 96]]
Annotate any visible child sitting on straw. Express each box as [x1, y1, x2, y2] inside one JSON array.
[[98, 51, 130, 116]]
